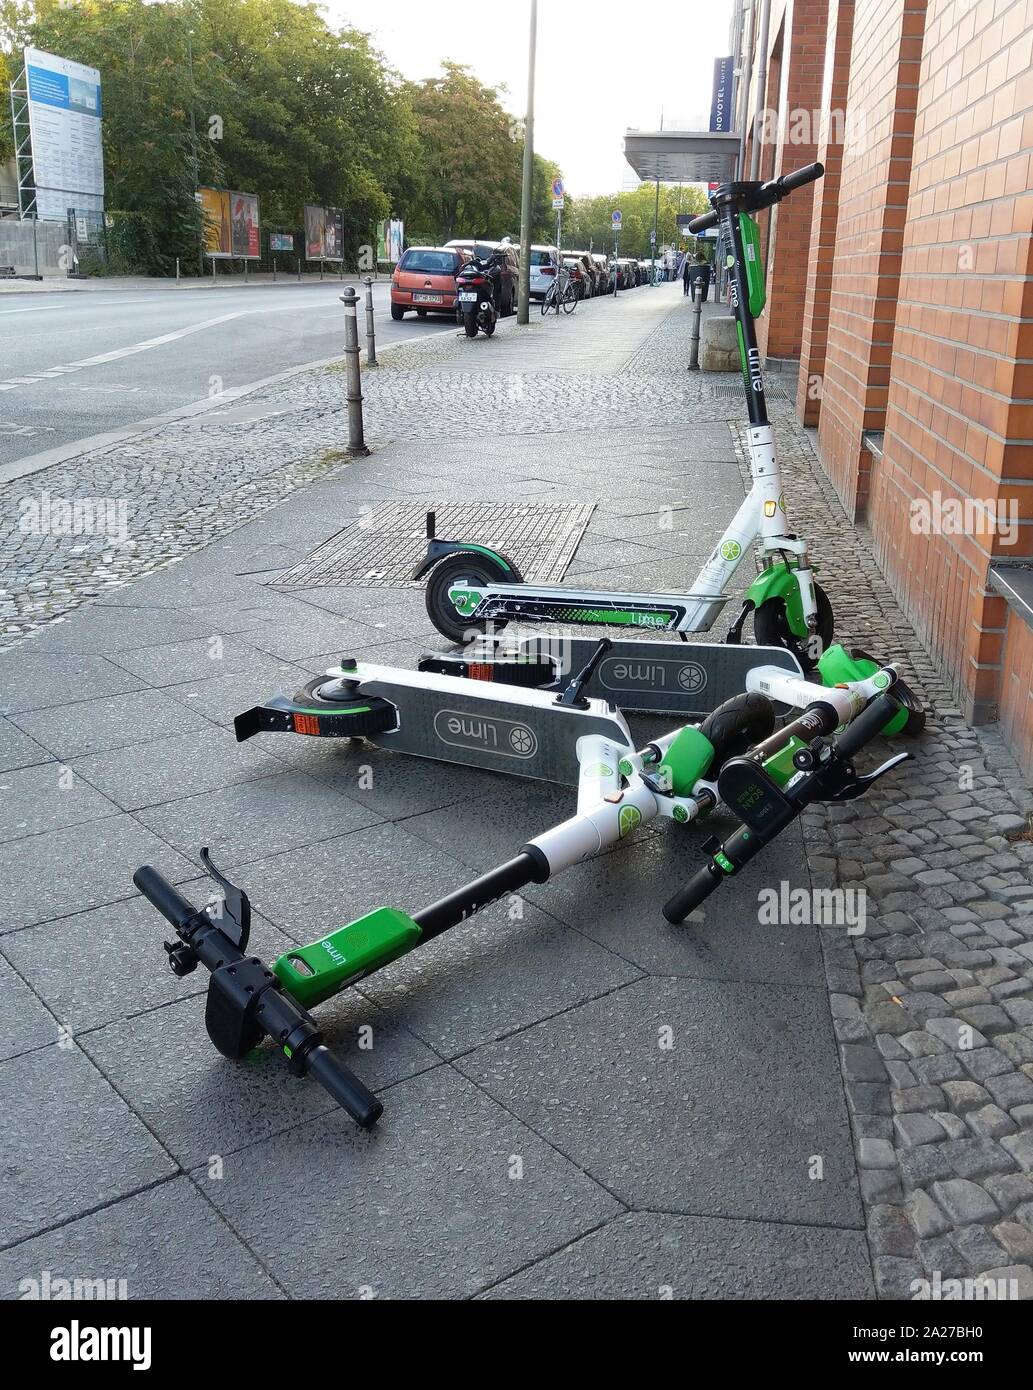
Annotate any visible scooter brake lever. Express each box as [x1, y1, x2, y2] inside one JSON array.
[[198, 846, 252, 950], [828, 751, 911, 802]]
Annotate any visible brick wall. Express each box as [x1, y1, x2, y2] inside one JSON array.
[[816, 0, 928, 519], [796, 0, 856, 424], [756, 0, 829, 362], [870, 0, 1033, 723]]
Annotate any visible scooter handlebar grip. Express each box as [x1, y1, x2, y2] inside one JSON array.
[[133, 866, 199, 930], [834, 692, 902, 761], [780, 161, 824, 193], [663, 862, 723, 925], [306, 1045, 383, 1129], [687, 209, 719, 233]]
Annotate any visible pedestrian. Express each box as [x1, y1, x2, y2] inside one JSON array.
[[682, 254, 694, 296]]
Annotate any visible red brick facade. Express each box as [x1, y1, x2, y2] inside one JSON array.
[[762, 0, 1033, 760]]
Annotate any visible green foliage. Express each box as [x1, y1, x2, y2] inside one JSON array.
[[405, 64, 522, 242], [563, 182, 710, 257]]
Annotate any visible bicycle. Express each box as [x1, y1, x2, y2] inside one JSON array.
[[541, 266, 577, 315]]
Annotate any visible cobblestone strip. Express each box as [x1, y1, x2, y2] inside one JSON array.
[[737, 401, 1033, 1300]]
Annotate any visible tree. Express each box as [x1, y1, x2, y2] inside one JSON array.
[[564, 182, 709, 258], [406, 63, 522, 242]]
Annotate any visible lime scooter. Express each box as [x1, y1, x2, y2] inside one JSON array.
[[133, 639, 906, 1128], [134, 652, 912, 1130], [415, 163, 833, 670]]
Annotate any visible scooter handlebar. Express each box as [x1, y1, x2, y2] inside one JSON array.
[[779, 161, 824, 193], [133, 866, 200, 929], [832, 690, 901, 760], [687, 209, 719, 234], [134, 863, 383, 1129]]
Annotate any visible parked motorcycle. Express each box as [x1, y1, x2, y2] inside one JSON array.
[[454, 248, 505, 338]]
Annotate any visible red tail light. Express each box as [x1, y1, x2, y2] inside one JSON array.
[[541, 265, 556, 276]]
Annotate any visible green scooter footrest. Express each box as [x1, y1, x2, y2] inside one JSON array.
[[273, 908, 423, 1008]]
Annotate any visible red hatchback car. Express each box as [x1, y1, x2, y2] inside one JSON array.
[[391, 246, 470, 319]]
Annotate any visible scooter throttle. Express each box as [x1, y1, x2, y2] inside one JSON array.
[[834, 691, 902, 760]]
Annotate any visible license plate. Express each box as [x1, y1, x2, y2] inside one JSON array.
[[413, 292, 442, 303], [458, 291, 478, 302]]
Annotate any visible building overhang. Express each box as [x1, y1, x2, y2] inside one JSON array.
[[623, 130, 740, 183]]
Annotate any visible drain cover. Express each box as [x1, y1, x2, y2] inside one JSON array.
[[709, 380, 791, 404], [273, 501, 596, 589]]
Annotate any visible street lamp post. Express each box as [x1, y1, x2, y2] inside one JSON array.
[[517, 0, 537, 325]]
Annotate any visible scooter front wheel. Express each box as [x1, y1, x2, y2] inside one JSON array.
[[425, 553, 522, 645], [754, 581, 834, 670]]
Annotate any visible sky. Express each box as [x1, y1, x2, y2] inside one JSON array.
[[321, 0, 736, 196]]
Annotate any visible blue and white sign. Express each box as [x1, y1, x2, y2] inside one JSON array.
[[24, 46, 104, 220], [710, 55, 734, 133], [611, 210, 622, 227]]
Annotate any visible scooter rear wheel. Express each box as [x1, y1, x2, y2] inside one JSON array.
[[753, 581, 834, 670], [463, 313, 478, 338], [425, 553, 523, 645], [700, 692, 777, 767]]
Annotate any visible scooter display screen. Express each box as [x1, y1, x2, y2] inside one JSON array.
[[717, 759, 795, 835]]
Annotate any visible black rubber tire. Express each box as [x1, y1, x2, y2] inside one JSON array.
[[484, 316, 496, 336], [463, 313, 478, 338], [390, 303, 405, 321], [291, 677, 397, 736], [753, 580, 834, 669], [699, 692, 777, 768], [891, 675, 926, 737], [425, 552, 522, 644]]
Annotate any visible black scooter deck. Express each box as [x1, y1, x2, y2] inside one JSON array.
[[508, 637, 803, 716]]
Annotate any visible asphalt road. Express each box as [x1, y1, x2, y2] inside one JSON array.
[[0, 278, 452, 470]]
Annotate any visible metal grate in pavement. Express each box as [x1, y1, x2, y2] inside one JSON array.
[[708, 380, 791, 404], [272, 501, 596, 589]]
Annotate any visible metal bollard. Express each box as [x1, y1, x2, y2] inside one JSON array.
[[297, 255, 302, 283], [363, 276, 377, 366], [687, 282, 703, 371], [340, 287, 369, 456]]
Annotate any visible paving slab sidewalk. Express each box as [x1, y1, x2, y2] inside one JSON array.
[[0, 284, 1029, 1299]]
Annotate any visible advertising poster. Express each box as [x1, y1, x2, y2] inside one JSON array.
[[24, 46, 104, 221], [386, 218, 404, 263], [304, 204, 344, 260], [200, 187, 260, 259], [199, 186, 231, 256], [270, 232, 294, 252], [230, 191, 260, 258]]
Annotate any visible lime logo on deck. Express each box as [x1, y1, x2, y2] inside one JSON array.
[[726, 255, 734, 268], [434, 708, 538, 760], [720, 540, 742, 561], [448, 586, 482, 617], [618, 805, 642, 837], [874, 672, 890, 689], [677, 662, 707, 694], [589, 763, 613, 778]]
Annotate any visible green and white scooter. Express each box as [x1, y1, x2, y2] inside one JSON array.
[[134, 645, 912, 1130], [415, 163, 833, 670]]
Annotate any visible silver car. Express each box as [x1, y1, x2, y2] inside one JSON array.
[[528, 244, 560, 300]]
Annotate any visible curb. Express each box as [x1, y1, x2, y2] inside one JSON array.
[[0, 326, 447, 489]]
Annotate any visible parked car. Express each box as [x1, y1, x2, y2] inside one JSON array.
[[390, 246, 470, 320], [615, 257, 637, 289], [592, 253, 611, 293], [566, 249, 599, 295], [444, 239, 520, 314], [528, 243, 560, 300], [561, 253, 592, 300]]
